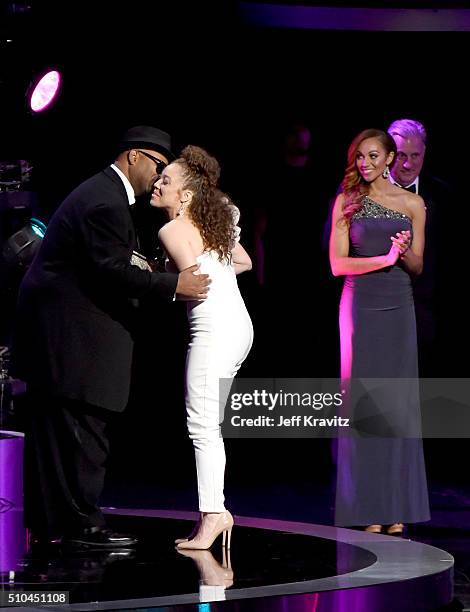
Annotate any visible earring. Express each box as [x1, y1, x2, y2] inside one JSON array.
[[177, 202, 187, 217], [382, 165, 390, 179]]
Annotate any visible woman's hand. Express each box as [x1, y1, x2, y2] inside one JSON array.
[[390, 230, 411, 256], [384, 230, 411, 267], [385, 242, 402, 267]]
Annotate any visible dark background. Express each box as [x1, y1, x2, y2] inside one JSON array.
[[1, 1, 468, 523]]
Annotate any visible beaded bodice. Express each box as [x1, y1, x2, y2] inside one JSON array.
[[348, 195, 412, 262], [345, 196, 415, 304], [352, 195, 412, 223]]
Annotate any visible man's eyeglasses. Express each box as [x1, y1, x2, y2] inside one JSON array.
[[137, 150, 167, 175]]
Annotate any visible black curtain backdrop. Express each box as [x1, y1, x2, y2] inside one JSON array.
[[1, 1, 468, 519]]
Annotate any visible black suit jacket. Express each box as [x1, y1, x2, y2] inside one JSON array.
[[412, 173, 455, 375], [413, 173, 450, 307], [14, 167, 178, 411]]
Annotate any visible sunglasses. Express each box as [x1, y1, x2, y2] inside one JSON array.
[[137, 150, 167, 175]]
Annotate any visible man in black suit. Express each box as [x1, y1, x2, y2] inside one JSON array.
[[14, 126, 210, 547], [388, 118, 450, 377]]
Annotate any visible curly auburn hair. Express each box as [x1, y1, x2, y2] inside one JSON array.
[[340, 129, 397, 222], [177, 145, 237, 262]]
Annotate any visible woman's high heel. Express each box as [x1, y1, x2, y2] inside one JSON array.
[[222, 526, 232, 549], [177, 548, 234, 588], [175, 518, 201, 545], [364, 524, 382, 534], [387, 523, 404, 535], [176, 511, 233, 551]]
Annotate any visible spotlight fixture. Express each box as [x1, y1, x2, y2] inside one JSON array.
[[27, 69, 61, 113], [2, 217, 46, 267]]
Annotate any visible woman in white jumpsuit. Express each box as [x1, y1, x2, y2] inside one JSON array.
[[152, 145, 253, 550]]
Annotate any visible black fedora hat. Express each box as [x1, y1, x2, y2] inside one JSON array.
[[118, 125, 175, 161]]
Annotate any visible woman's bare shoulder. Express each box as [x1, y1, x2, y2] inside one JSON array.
[[158, 218, 194, 238], [332, 192, 346, 212], [404, 193, 426, 217]]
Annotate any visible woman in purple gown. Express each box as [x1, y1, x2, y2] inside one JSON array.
[[329, 129, 430, 535]]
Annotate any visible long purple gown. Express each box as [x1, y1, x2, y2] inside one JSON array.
[[335, 195, 430, 526]]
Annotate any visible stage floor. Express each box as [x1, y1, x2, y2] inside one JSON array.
[[0, 508, 454, 611]]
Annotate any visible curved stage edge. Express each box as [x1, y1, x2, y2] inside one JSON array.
[[0, 507, 454, 611], [103, 508, 454, 611]]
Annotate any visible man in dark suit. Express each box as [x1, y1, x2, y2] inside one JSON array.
[[388, 118, 450, 377], [14, 126, 210, 547]]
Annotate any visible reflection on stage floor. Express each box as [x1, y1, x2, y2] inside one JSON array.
[[0, 508, 454, 611]]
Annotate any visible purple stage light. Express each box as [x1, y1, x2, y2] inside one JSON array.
[[29, 70, 61, 113]]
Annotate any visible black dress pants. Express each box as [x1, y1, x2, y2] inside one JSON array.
[[23, 393, 110, 537]]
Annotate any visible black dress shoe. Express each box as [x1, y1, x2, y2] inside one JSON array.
[[28, 531, 62, 548], [62, 526, 138, 548]]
